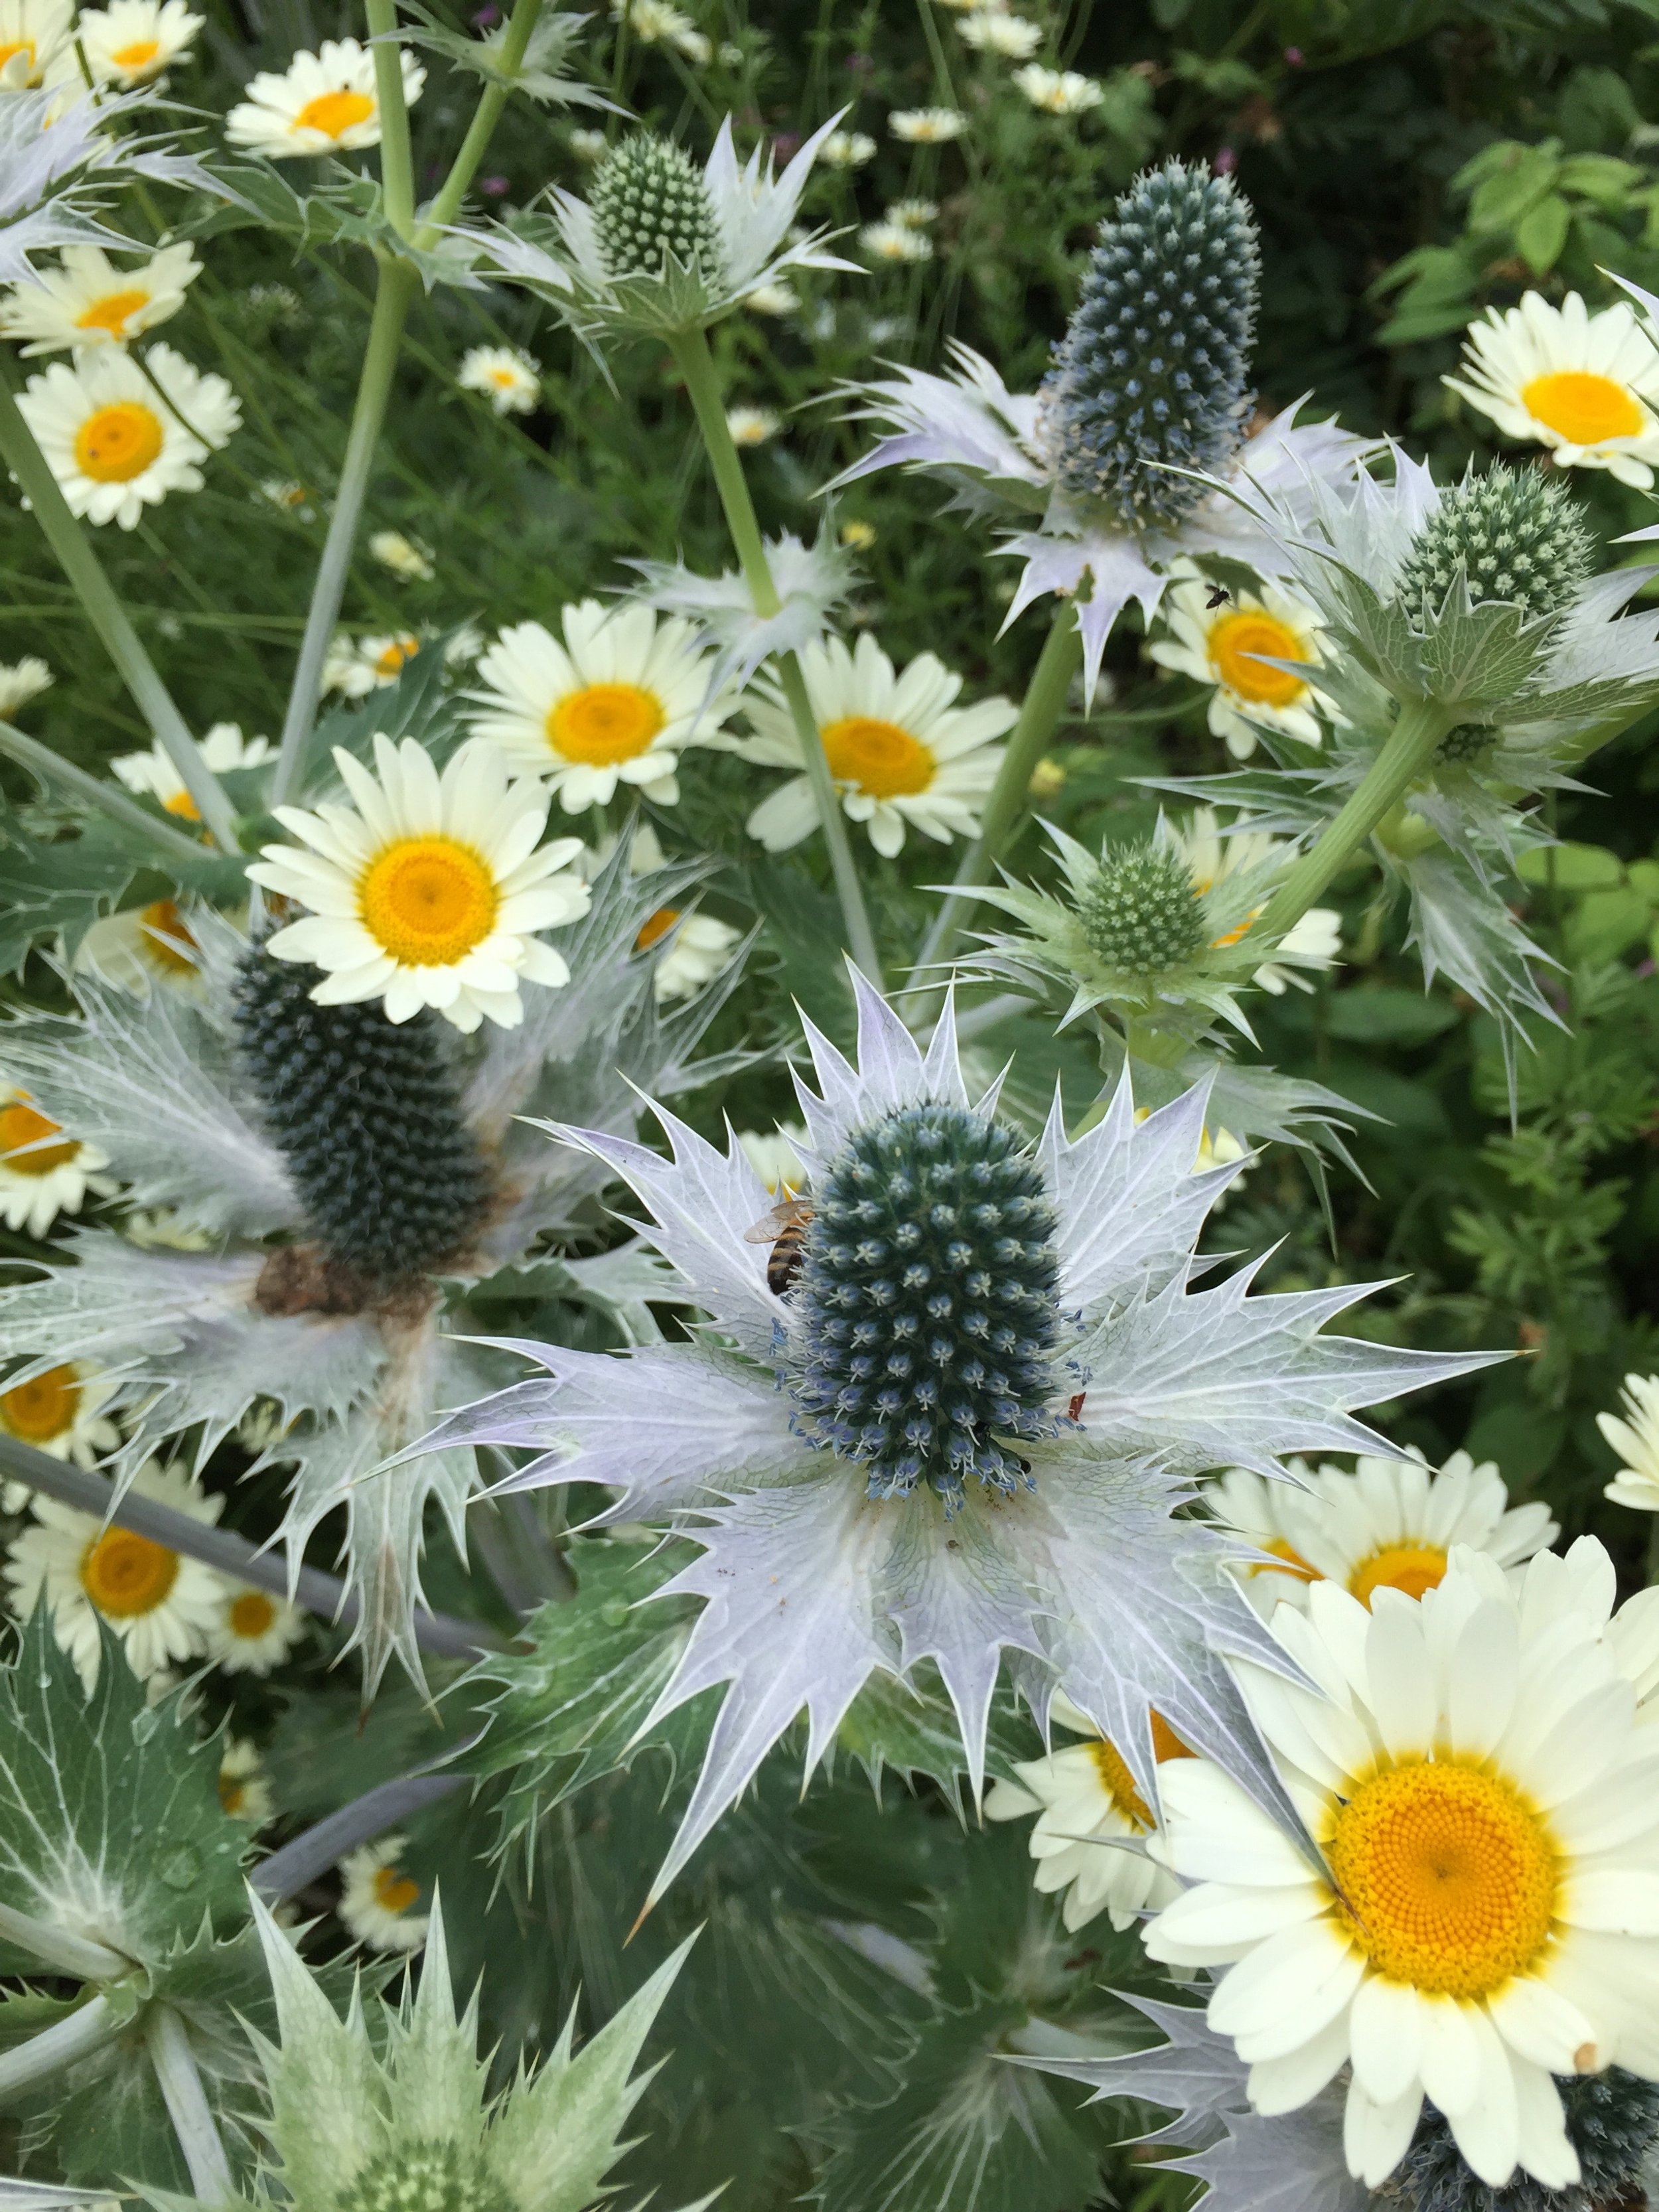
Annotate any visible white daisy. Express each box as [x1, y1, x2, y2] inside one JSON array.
[[958, 11, 1042, 56], [1012, 64, 1102, 113], [457, 342, 541, 416], [368, 529, 434, 582], [0, 657, 50, 719], [3, 1459, 224, 1691], [16, 342, 239, 530], [248, 733, 591, 1033], [224, 38, 425, 161], [820, 129, 876, 169], [859, 221, 933, 266], [77, 0, 202, 84], [0, 1360, 117, 1467], [0, 1089, 109, 1236], [217, 1737, 273, 1824], [743, 281, 797, 316], [321, 630, 424, 698], [1150, 563, 1333, 758], [1171, 808, 1342, 995], [206, 1582, 306, 1674], [0, 242, 201, 354], [1210, 1448, 1557, 1619], [0, 0, 72, 86], [1600, 1374, 1659, 1511], [887, 197, 938, 230], [467, 600, 738, 811], [616, 0, 709, 62], [889, 106, 968, 143], [738, 632, 1017, 859], [634, 902, 740, 1002], [75, 899, 205, 995], [1145, 1546, 1659, 2194], [736, 1122, 806, 1194], [1204, 1465, 1327, 1617], [985, 1691, 1188, 1931], [725, 404, 780, 446], [1447, 291, 1659, 490], [338, 1835, 429, 1954], [113, 721, 271, 821]]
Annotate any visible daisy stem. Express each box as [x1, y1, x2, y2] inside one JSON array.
[[0, 376, 240, 851], [414, 0, 545, 249], [665, 323, 883, 983], [271, 255, 419, 806], [145, 2006, 233, 2206], [365, 0, 417, 240], [0, 1994, 123, 2101], [908, 600, 1082, 995], [0, 723, 228, 873], [1251, 696, 1457, 944]]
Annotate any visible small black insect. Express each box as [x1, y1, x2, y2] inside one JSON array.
[[1204, 583, 1233, 610]]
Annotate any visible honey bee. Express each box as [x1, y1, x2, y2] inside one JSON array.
[[745, 1195, 814, 1297]]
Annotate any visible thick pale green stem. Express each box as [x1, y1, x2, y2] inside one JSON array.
[[0, 723, 228, 872], [0, 1903, 125, 1983], [0, 378, 239, 849], [365, 0, 416, 238], [1252, 696, 1457, 944], [146, 2006, 234, 2205], [912, 603, 1082, 983], [0, 1994, 122, 2102], [666, 325, 883, 982], [415, 0, 545, 248], [273, 257, 418, 804]]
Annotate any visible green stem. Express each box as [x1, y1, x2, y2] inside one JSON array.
[[415, 0, 545, 248], [912, 602, 1082, 983], [272, 257, 418, 804], [1252, 696, 1457, 944], [665, 324, 883, 982], [0, 378, 240, 850], [145, 2006, 234, 2205], [0, 723, 226, 871], [0, 1903, 126, 1983], [0, 1994, 122, 2103], [365, 0, 416, 238]]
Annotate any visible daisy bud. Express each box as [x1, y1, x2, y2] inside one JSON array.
[[792, 1103, 1062, 1502], [1039, 158, 1260, 529], [589, 132, 727, 287], [1396, 463, 1593, 626], [1079, 844, 1207, 976], [234, 945, 490, 1286], [1394, 2064, 1659, 2212]]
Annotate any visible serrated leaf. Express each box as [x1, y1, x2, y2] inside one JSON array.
[[397, 6, 614, 108], [835, 1668, 1031, 1804], [0, 816, 129, 974]]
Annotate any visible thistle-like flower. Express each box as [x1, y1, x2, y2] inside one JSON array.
[[459, 114, 857, 340], [830, 159, 1368, 699], [411, 973, 1490, 1903]]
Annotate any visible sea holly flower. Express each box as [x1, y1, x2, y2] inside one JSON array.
[[1141, 1544, 1659, 2194], [733, 631, 1017, 858], [831, 160, 1369, 700], [1446, 291, 1659, 489], [16, 340, 239, 530], [0, 239, 201, 352], [411, 973, 1490, 1903], [468, 599, 740, 812], [462, 114, 857, 342], [224, 38, 426, 161], [1149, 559, 1334, 759]]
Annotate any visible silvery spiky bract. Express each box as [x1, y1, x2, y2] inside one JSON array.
[[411, 972, 1492, 1903], [0, 848, 746, 1687], [1039, 161, 1259, 530], [626, 526, 858, 688], [458, 113, 858, 339], [0, 88, 228, 285]]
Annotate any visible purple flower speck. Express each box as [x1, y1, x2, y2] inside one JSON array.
[[472, 3, 500, 23], [481, 175, 510, 196], [1283, 45, 1303, 64], [772, 130, 802, 160], [1214, 145, 1238, 174]]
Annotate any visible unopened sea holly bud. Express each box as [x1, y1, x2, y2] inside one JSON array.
[[1040, 158, 1260, 529], [234, 944, 490, 1287], [1395, 463, 1594, 626], [1079, 844, 1208, 976], [1387, 2063, 1659, 2211], [590, 133, 726, 286]]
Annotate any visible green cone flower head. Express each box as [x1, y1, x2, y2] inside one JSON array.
[[1078, 844, 1208, 975], [1039, 159, 1260, 530], [792, 1103, 1062, 1500], [591, 133, 726, 287], [1390, 2064, 1659, 2211], [234, 943, 491, 1288], [240, 1895, 693, 2212], [1395, 462, 1594, 627]]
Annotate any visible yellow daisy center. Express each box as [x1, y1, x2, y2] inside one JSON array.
[[294, 88, 375, 139], [75, 286, 152, 338], [1349, 1542, 1448, 1608], [374, 636, 418, 679], [822, 714, 934, 800], [0, 1100, 79, 1177], [139, 897, 198, 970], [228, 1589, 276, 1640], [1329, 1760, 1557, 1997], [0, 1364, 81, 1445], [635, 906, 680, 952], [110, 36, 161, 66], [218, 1772, 248, 1815], [80, 1526, 179, 1618], [1251, 1535, 1322, 1584], [74, 400, 164, 484], [358, 836, 499, 968], [490, 366, 518, 388], [547, 682, 666, 766], [1521, 370, 1645, 447], [374, 1866, 421, 1914], [1206, 610, 1306, 707], [1088, 1712, 1192, 1830], [0, 38, 35, 70]]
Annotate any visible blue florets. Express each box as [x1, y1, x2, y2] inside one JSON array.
[[790, 1104, 1062, 1502], [1392, 2068, 1659, 2211], [1039, 159, 1260, 530]]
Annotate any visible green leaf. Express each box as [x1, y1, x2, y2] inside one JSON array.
[[1565, 886, 1656, 964], [0, 810, 131, 974], [397, 5, 614, 108], [1516, 841, 1625, 889], [1323, 986, 1461, 1046], [1515, 192, 1571, 272], [835, 1668, 1032, 1804], [1465, 145, 1560, 234]]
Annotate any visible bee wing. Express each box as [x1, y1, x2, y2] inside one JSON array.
[[743, 1203, 793, 1243]]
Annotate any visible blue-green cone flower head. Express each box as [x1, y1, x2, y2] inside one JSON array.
[[1394, 2066, 1659, 2212], [1039, 159, 1260, 531], [1078, 843, 1208, 977], [1395, 463, 1594, 628], [590, 131, 727, 288]]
